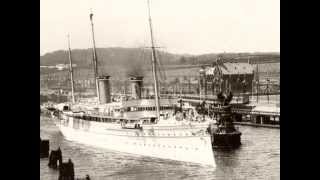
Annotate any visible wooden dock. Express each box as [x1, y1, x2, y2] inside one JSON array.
[[234, 122, 280, 129]]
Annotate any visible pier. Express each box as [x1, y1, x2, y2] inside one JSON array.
[[233, 121, 279, 128], [158, 93, 280, 127]]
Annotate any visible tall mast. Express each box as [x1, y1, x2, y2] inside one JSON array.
[[147, 0, 160, 121], [256, 63, 259, 103], [90, 11, 100, 103], [67, 34, 75, 104]]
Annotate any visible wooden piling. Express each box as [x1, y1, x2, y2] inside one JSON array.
[[40, 138, 49, 158], [58, 159, 75, 180], [48, 147, 63, 169]]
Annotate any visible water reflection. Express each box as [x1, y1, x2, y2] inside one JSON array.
[[40, 117, 279, 180]]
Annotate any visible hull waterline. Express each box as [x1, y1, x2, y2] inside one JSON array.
[[54, 117, 216, 167]]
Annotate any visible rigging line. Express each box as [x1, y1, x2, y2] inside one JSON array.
[[160, 50, 167, 81], [84, 48, 92, 89], [145, 9, 165, 83], [63, 51, 71, 90], [140, 46, 147, 73], [155, 50, 166, 82]]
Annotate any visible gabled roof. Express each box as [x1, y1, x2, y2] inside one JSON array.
[[205, 63, 253, 75]]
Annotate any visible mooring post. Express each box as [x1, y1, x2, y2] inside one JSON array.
[[85, 174, 91, 180], [58, 158, 75, 180], [40, 138, 49, 158], [48, 147, 63, 169]]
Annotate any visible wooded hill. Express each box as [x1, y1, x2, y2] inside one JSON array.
[[40, 47, 280, 77], [41, 47, 279, 66]]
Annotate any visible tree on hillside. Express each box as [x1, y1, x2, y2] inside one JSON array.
[[179, 56, 187, 64]]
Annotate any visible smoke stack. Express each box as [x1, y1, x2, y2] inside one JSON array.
[[97, 76, 111, 104], [143, 85, 154, 98], [129, 76, 143, 99], [143, 86, 150, 98]]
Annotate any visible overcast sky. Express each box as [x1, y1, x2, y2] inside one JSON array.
[[40, 0, 279, 55]]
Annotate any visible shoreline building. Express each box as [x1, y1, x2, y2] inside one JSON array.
[[200, 60, 254, 96]]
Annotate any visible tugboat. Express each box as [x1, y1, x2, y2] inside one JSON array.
[[212, 91, 242, 148]]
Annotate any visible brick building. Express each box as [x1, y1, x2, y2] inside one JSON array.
[[200, 60, 254, 95]]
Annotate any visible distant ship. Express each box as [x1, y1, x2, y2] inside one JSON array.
[[52, 0, 215, 166]]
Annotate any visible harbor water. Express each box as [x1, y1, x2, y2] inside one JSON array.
[[40, 116, 279, 180]]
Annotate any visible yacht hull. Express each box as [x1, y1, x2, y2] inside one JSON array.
[[54, 117, 216, 167]]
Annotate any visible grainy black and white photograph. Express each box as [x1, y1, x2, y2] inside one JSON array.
[[40, 0, 280, 179]]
